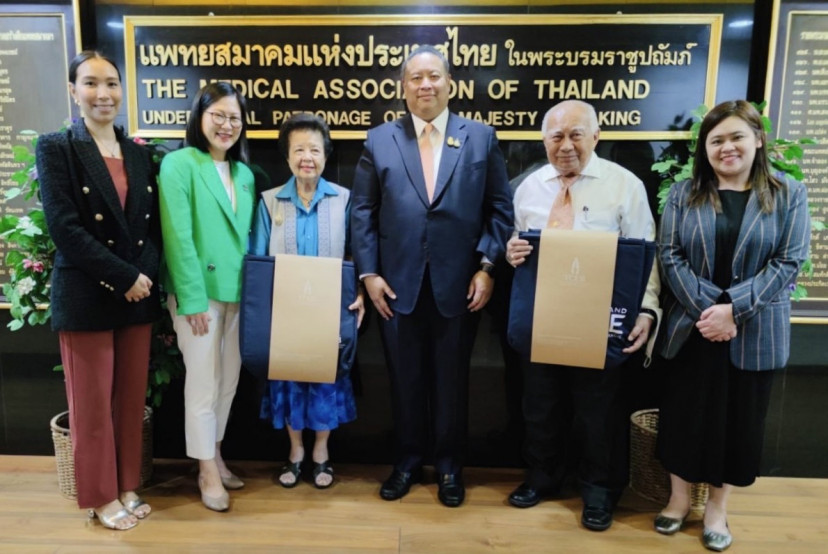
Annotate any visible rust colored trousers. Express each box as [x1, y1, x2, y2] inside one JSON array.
[[59, 323, 151, 509]]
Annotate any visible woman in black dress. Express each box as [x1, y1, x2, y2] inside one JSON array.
[[654, 100, 810, 551]]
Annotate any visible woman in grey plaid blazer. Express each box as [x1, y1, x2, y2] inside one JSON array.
[[653, 100, 810, 551]]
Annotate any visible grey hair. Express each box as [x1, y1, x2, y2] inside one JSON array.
[[541, 100, 600, 135]]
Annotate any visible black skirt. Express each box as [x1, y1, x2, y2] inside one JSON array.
[[656, 329, 775, 487]]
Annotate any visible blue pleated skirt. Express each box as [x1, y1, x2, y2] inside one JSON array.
[[260, 375, 357, 431]]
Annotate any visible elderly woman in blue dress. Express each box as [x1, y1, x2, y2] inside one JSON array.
[[249, 113, 364, 488]]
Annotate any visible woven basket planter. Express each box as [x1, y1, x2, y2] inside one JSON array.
[[50, 406, 154, 500], [630, 408, 708, 511]]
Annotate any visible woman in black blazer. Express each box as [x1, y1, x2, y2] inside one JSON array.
[[37, 51, 161, 530]]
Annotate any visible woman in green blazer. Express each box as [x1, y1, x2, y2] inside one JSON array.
[[159, 82, 255, 512]]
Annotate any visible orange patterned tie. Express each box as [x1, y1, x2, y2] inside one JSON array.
[[419, 123, 436, 202], [546, 178, 575, 229]]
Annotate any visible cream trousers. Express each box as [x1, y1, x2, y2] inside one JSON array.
[[169, 295, 241, 460]]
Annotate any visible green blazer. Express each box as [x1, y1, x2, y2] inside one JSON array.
[[159, 146, 255, 315]]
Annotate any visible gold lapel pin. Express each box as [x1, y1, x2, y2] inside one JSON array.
[[447, 136, 461, 148]]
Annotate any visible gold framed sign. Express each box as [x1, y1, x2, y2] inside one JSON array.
[[766, 1, 828, 320], [124, 13, 722, 141], [0, 11, 75, 293]]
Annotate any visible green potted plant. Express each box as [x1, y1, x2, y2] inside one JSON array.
[[1, 130, 54, 330], [652, 101, 824, 300], [0, 129, 182, 498]]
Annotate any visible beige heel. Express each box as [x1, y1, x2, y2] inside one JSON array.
[[198, 476, 229, 512], [220, 472, 245, 490]]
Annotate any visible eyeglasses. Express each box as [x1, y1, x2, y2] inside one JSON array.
[[206, 111, 243, 129]]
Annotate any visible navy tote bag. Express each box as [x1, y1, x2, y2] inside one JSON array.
[[507, 231, 656, 368], [240, 255, 358, 382]]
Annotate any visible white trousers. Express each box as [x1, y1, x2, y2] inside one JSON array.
[[169, 295, 241, 460]]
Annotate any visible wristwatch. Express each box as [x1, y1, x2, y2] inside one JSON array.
[[479, 262, 495, 276], [639, 308, 658, 325]]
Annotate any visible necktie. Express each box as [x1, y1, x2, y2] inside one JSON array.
[[419, 123, 436, 202], [546, 177, 575, 229]]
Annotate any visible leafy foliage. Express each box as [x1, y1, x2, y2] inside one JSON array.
[[1, 131, 54, 331], [652, 105, 707, 215], [1, 130, 183, 407], [148, 297, 184, 408]]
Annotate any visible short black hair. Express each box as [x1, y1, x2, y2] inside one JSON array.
[[68, 50, 121, 83], [185, 82, 250, 165], [278, 113, 333, 159]]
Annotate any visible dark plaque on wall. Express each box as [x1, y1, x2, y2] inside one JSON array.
[[768, 4, 828, 318], [0, 13, 72, 287], [125, 14, 721, 141]]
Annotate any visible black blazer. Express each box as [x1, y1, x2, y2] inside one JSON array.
[[37, 119, 161, 331]]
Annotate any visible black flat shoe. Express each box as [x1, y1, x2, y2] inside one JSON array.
[[654, 512, 687, 535], [582, 504, 613, 531], [508, 483, 550, 508], [437, 473, 465, 508], [380, 468, 422, 501], [702, 524, 732, 551]]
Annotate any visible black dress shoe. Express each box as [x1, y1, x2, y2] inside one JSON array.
[[508, 482, 549, 508], [437, 473, 465, 507], [380, 468, 422, 501], [581, 505, 613, 531]]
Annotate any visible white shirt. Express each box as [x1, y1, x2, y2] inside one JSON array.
[[213, 160, 236, 212], [513, 153, 660, 311]]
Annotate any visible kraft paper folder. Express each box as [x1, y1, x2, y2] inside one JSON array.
[[531, 229, 617, 369], [268, 254, 342, 383]]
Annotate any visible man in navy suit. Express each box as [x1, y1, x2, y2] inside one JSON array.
[[351, 46, 513, 507]]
